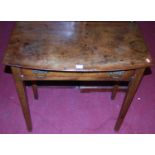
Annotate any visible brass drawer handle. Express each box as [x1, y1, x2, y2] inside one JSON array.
[[32, 70, 49, 74], [32, 70, 49, 78], [108, 71, 125, 78]]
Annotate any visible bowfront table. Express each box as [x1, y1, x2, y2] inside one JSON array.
[[3, 22, 152, 131]]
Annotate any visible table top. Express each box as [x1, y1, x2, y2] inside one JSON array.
[[3, 22, 152, 72]]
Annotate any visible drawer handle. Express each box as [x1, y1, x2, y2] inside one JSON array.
[[32, 70, 48, 78], [32, 70, 48, 74], [108, 71, 125, 78]]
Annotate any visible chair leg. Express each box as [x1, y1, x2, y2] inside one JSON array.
[[32, 81, 38, 99], [111, 82, 119, 100]]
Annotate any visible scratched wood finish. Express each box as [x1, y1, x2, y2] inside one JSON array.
[[3, 22, 152, 71]]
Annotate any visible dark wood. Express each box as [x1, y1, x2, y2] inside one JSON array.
[[111, 82, 119, 100], [114, 68, 145, 131], [11, 67, 32, 131], [32, 82, 38, 99], [2, 22, 152, 131], [20, 69, 134, 81], [3, 22, 152, 71]]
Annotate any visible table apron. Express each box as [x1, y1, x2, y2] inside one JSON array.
[[20, 68, 135, 81]]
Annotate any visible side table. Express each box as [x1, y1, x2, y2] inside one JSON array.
[[3, 22, 152, 131]]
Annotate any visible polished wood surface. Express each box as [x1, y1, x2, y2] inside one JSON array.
[[3, 22, 152, 71]]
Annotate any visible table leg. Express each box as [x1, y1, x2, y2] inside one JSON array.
[[32, 81, 38, 99], [114, 68, 145, 131], [111, 82, 119, 100], [11, 67, 32, 131]]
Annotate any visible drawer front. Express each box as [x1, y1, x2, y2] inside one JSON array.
[[20, 69, 134, 81]]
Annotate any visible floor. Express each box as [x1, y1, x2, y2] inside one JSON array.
[[0, 21, 155, 134]]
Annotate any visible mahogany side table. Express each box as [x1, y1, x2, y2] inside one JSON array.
[[2, 22, 152, 131]]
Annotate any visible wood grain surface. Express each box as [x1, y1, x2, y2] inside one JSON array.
[[3, 22, 152, 71]]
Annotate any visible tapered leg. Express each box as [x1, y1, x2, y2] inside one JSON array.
[[32, 82, 38, 99], [114, 68, 145, 131], [111, 82, 119, 100], [11, 67, 32, 131]]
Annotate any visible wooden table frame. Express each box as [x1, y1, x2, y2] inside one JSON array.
[[3, 21, 152, 132], [11, 66, 145, 131]]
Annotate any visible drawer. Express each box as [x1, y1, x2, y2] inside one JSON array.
[[20, 68, 135, 81]]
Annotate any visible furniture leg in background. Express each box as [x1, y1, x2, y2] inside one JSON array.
[[32, 81, 38, 99], [111, 81, 119, 100]]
